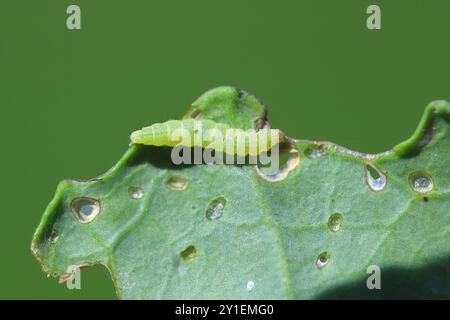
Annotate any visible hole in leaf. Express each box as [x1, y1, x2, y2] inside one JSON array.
[[365, 164, 386, 192], [256, 148, 299, 182]]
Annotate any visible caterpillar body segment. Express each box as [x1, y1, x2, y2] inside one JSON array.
[[130, 119, 284, 156]]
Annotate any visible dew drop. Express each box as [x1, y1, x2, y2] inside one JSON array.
[[409, 171, 434, 193], [180, 245, 197, 261], [365, 164, 386, 192], [315, 252, 330, 269], [206, 197, 226, 220], [70, 197, 101, 224], [167, 176, 188, 191], [246, 280, 255, 292], [328, 213, 343, 232], [128, 186, 144, 199]]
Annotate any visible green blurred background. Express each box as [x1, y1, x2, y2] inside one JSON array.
[[0, 0, 448, 299]]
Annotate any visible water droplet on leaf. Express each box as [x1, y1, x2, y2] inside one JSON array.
[[365, 164, 386, 192], [167, 176, 188, 191], [409, 171, 434, 193], [128, 186, 144, 199], [328, 213, 342, 232], [180, 245, 197, 261], [70, 197, 101, 223], [316, 252, 330, 269], [206, 197, 226, 220]]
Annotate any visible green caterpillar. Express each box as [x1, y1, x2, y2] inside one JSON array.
[[130, 119, 285, 156]]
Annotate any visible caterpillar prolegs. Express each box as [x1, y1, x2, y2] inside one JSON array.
[[130, 119, 285, 157]]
